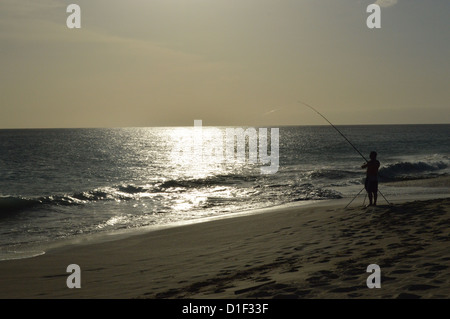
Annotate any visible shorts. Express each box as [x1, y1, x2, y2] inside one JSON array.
[[365, 177, 378, 193]]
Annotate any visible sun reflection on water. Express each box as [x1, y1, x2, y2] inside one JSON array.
[[166, 126, 233, 180]]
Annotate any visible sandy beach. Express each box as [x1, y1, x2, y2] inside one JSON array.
[[0, 185, 449, 300]]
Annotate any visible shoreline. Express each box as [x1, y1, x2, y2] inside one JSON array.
[[4, 173, 449, 260], [1, 190, 444, 263], [0, 194, 449, 299], [1, 174, 448, 263], [0, 199, 324, 262]]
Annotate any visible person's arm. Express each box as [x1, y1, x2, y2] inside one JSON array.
[[361, 162, 368, 169]]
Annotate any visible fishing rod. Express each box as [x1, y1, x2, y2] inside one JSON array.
[[298, 100, 368, 162], [298, 100, 391, 206]]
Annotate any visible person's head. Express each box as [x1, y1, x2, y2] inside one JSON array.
[[370, 151, 377, 160]]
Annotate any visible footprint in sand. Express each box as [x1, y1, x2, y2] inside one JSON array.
[[405, 284, 438, 291], [428, 265, 448, 272], [391, 269, 412, 274], [330, 286, 360, 293], [397, 293, 421, 299], [417, 272, 436, 279]]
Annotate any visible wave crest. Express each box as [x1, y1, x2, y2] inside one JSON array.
[[379, 161, 448, 181]]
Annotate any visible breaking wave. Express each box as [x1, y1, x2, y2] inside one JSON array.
[[379, 160, 448, 181]]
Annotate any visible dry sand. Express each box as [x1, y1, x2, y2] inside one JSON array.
[[0, 194, 449, 299]]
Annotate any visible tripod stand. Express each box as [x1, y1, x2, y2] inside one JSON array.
[[345, 186, 391, 209]]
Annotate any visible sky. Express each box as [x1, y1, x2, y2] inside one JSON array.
[[0, 0, 449, 128]]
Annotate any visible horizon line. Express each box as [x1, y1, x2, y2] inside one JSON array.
[[0, 123, 449, 130]]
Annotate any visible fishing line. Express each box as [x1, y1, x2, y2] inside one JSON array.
[[298, 100, 391, 206], [298, 100, 368, 162]]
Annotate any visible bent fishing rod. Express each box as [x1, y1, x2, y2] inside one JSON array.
[[298, 100, 369, 162], [298, 100, 391, 206]]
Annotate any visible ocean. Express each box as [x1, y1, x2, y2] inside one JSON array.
[[0, 124, 449, 260]]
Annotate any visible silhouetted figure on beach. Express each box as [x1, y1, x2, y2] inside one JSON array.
[[361, 151, 380, 206]]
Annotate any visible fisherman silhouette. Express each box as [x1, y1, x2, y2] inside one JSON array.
[[300, 101, 390, 207], [361, 151, 380, 206]]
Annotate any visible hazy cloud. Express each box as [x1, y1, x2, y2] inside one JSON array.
[[374, 0, 398, 8], [263, 108, 281, 116]]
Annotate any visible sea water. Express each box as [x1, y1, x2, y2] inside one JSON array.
[[0, 125, 448, 259]]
